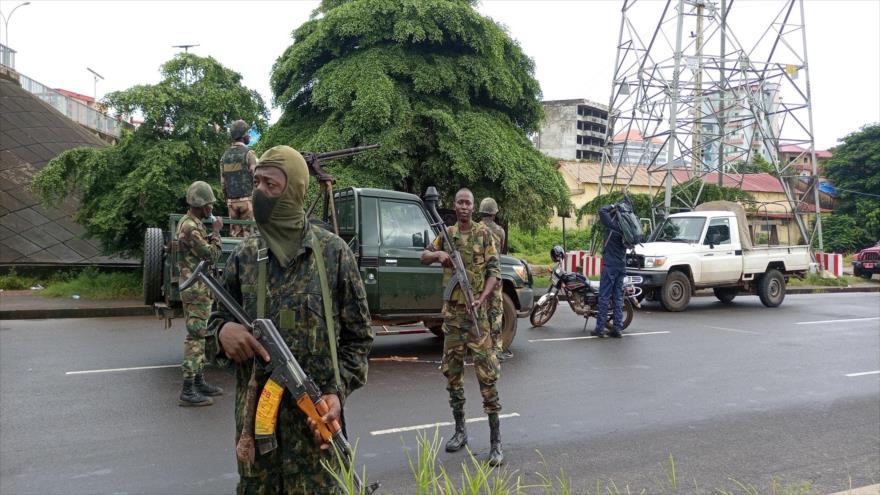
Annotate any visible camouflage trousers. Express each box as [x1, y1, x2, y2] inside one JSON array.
[[227, 197, 254, 237], [181, 289, 211, 380], [488, 285, 504, 354], [441, 304, 501, 415], [235, 378, 341, 495]]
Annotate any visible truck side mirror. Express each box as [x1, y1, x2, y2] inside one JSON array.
[[412, 232, 425, 248]]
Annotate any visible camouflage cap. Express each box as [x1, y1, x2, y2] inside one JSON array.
[[186, 181, 216, 207], [479, 197, 499, 215], [230, 120, 249, 141]]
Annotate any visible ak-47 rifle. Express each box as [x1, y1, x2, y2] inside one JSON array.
[[423, 187, 482, 340], [181, 261, 379, 495], [302, 144, 380, 235]]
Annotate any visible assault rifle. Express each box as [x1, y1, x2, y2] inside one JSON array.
[[423, 186, 481, 340], [181, 261, 378, 495], [303, 144, 380, 234]]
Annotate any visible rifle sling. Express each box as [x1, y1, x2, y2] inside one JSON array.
[[313, 245, 343, 394]]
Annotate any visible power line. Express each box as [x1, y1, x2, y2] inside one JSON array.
[[833, 186, 880, 199]]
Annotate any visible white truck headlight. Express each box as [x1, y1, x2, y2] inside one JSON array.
[[513, 265, 527, 281], [644, 256, 666, 268]]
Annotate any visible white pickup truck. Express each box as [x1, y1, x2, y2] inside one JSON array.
[[626, 201, 812, 311]]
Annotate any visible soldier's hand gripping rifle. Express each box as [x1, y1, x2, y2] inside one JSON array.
[[303, 144, 380, 235], [181, 261, 379, 495], [423, 187, 482, 340]]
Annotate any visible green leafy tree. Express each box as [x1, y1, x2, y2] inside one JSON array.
[[263, 0, 571, 230], [822, 123, 880, 247], [815, 213, 869, 253], [32, 54, 268, 257], [666, 182, 756, 211], [734, 154, 775, 175]]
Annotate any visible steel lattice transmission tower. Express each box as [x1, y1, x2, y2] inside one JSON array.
[[597, 0, 823, 251]]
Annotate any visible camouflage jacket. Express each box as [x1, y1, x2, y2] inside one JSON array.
[[219, 143, 257, 200], [205, 222, 373, 402], [481, 218, 505, 253], [175, 212, 222, 297], [430, 222, 500, 305]]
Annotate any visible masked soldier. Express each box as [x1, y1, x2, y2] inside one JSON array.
[[220, 120, 258, 237], [205, 146, 373, 493], [177, 181, 224, 406], [478, 197, 511, 362], [420, 188, 504, 466]]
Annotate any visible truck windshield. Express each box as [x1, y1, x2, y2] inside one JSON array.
[[654, 217, 706, 243]]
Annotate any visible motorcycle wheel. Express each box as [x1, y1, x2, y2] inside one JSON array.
[[529, 297, 558, 327], [605, 299, 635, 330]]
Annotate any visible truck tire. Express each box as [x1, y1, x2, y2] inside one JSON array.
[[757, 269, 785, 307], [713, 287, 737, 303], [605, 298, 635, 330], [427, 321, 444, 338], [500, 292, 517, 350], [143, 228, 164, 305], [660, 271, 691, 312]]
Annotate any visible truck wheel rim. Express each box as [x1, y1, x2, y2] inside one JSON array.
[[769, 279, 781, 298], [670, 282, 684, 301]]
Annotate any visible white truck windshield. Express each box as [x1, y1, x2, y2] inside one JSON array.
[[654, 217, 706, 243]]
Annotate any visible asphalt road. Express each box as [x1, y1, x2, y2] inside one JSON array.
[[1, 292, 878, 494]]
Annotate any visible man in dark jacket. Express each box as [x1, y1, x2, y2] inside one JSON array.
[[593, 203, 627, 338]]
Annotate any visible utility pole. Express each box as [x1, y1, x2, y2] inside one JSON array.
[[172, 44, 199, 53], [86, 67, 104, 101], [665, 0, 686, 215]]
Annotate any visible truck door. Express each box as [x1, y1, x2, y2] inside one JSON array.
[[699, 217, 741, 283], [376, 199, 443, 313]]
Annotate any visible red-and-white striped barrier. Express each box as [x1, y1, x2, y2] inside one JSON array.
[[816, 251, 844, 277], [564, 250, 604, 277]]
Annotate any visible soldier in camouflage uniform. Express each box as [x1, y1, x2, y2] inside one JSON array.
[[206, 146, 373, 494], [220, 120, 258, 237], [421, 188, 504, 466], [177, 181, 225, 407], [478, 197, 512, 362]]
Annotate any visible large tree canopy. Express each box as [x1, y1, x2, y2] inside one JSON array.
[[32, 54, 268, 257], [822, 123, 880, 248], [263, 0, 571, 229]]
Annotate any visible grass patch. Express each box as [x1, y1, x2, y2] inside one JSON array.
[[0, 269, 44, 290], [508, 226, 592, 266], [41, 268, 141, 299], [323, 430, 835, 494], [788, 273, 863, 287]]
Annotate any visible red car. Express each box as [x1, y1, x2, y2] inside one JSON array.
[[852, 242, 880, 279]]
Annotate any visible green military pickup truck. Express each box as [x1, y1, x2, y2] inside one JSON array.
[[143, 187, 534, 350]]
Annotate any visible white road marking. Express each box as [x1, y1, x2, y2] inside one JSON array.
[[845, 370, 880, 378], [371, 412, 520, 436], [795, 317, 880, 325], [528, 331, 669, 343], [705, 325, 761, 335], [66, 364, 179, 375]]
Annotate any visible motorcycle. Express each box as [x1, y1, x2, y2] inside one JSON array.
[[529, 245, 642, 331]]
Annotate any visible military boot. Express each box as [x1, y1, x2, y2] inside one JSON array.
[[179, 379, 213, 407], [194, 373, 224, 396], [487, 412, 504, 466], [445, 410, 468, 452]]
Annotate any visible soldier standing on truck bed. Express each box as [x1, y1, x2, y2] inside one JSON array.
[[421, 188, 504, 466], [478, 197, 512, 362], [176, 181, 224, 406], [220, 120, 258, 237]]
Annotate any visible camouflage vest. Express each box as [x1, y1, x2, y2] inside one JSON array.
[[220, 145, 253, 199]]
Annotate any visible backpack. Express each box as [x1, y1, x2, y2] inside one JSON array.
[[614, 200, 643, 249]]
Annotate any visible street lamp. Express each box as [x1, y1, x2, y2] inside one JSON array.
[[1, 2, 31, 48]]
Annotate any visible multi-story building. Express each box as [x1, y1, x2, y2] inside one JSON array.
[[534, 99, 609, 161], [610, 129, 669, 167], [697, 83, 782, 171]]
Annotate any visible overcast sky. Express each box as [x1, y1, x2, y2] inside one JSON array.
[[3, 0, 878, 150]]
